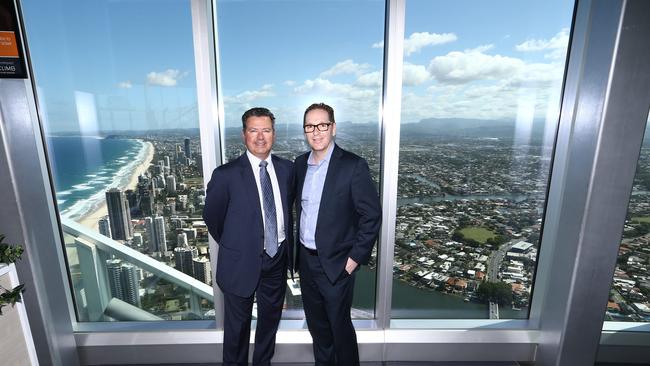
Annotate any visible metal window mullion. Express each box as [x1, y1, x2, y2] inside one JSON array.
[[190, 0, 224, 329], [535, 0, 650, 364], [376, 0, 405, 330]]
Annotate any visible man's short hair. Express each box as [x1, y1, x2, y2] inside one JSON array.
[[303, 103, 335, 126], [242, 107, 276, 131]]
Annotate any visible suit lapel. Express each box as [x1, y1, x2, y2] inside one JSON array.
[[272, 155, 289, 232], [238, 155, 263, 223], [296, 153, 309, 211]]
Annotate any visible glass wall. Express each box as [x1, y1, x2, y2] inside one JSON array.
[[22, 0, 213, 321], [216, 0, 385, 319], [392, 0, 574, 319], [604, 112, 650, 323]]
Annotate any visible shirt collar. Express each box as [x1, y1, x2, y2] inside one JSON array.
[[246, 150, 272, 169], [307, 142, 335, 166]]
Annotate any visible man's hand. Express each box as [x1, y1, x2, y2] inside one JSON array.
[[345, 257, 358, 274]]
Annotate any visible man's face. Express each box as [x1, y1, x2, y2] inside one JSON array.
[[242, 116, 275, 160], [304, 108, 336, 154]]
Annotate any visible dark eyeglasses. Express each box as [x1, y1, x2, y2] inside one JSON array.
[[303, 122, 333, 133]]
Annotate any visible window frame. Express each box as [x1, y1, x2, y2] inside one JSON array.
[[3, 0, 650, 364]]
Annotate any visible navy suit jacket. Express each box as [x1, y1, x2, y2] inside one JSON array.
[[203, 153, 294, 298], [295, 144, 381, 283]]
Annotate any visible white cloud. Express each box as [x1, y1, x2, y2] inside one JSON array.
[[118, 81, 132, 89], [515, 29, 570, 59], [403, 63, 430, 86], [229, 84, 275, 103], [395, 38, 569, 122], [146, 69, 187, 86], [513, 62, 563, 85], [469, 44, 494, 53], [404, 32, 457, 56], [356, 71, 382, 87], [320, 59, 371, 78], [284, 80, 296, 86], [292, 78, 381, 124], [355, 64, 428, 88], [428, 46, 525, 84], [401, 64, 564, 123], [295, 78, 376, 100], [373, 32, 458, 56]]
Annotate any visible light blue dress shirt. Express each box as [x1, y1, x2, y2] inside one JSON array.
[[300, 143, 335, 250]]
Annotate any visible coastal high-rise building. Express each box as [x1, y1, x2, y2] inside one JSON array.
[[105, 188, 133, 241], [177, 232, 188, 247], [192, 257, 211, 284], [166, 175, 176, 194], [184, 138, 191, 160], [157, 175, 166, 189], [153, 216, 167, 253], [196, 153, 203, 173], [140, 192, 153, 216], [125, 189, 139, 216], [174, 246, 196, 276], [137, 175, 150, 196], [183, 228, 197, 241], [106, 259, 141, 307], [98, 216, 111, 238], [106, 259, 124, 303], [120, 263, 141, 307], [144, 217, 156, 253]]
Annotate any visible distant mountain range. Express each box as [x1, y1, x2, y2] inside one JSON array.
[[55, 117, 553, 140], [399, 118, 549, 139]]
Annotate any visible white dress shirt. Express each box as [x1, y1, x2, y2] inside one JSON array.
[[246, 150, 286, 244]]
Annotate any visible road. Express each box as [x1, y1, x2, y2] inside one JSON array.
[[486, 240, 518, 319]]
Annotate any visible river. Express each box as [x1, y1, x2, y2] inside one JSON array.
[[352, 267, 528, 320]]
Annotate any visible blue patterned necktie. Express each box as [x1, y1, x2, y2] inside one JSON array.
[[259, 160, 278, 257]]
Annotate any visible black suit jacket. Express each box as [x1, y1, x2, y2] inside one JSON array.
[[295, 144, 381, 283], [203, 153, 294, 297]]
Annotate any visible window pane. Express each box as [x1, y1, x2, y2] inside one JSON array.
[[392, 0, 574, 319], [604, 112, 650, 324], [216, 0, 385, 319], [22, 0, 214, 321]]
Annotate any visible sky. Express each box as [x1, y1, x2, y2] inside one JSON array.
[[21, 0, 575, 133]]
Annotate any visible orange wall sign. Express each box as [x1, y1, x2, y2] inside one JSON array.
[[0, 31, 19, 58], [0, 0, 27, 78]]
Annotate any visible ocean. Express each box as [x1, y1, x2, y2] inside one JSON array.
[[47, 136, 148, 221]]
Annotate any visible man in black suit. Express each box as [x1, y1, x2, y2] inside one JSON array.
[[203, 107, 294, 366], [295, 103, 381, 365]]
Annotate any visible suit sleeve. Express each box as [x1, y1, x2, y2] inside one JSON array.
[[348, 158, 382, 265], [202, 167, 229, 243]]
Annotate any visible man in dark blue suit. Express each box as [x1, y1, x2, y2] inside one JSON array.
[[203, 107, 294, 366], [295, 103, 381, 365]]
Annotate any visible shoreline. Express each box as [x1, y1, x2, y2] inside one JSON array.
[[77, 140, 155, 231]]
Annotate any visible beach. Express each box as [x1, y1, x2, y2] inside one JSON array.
[[77, 140, 155, 231]]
